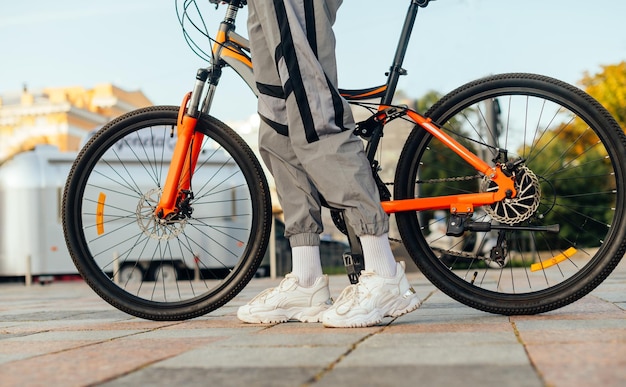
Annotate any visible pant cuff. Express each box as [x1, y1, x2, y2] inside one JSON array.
[[288, 233, 321, 247]]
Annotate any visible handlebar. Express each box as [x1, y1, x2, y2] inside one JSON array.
[[210, 0, 429, 8], [209, 0, 430, 9]]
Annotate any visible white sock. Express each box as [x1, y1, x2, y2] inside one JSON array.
[[291, 246, 323, 287], [360, 233, 397, 277]]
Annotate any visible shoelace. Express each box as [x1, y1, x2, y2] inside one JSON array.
[[333, 275, 374, 315], [250, 275, 298, 303]]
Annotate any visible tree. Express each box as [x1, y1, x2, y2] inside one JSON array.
[[580, 61, 626, 130]]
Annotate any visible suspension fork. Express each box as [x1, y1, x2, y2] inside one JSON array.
[[154, 68, 217, 220]]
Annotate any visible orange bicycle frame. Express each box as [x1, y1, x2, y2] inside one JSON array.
[[155, 100, 517, 220], [381, 109, 517, 214], [155, 0, 517, 220]]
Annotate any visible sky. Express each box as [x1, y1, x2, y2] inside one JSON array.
[[1, 0, 626, 123]]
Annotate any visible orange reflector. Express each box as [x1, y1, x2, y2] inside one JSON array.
[[96, 192, 106, 235], [530, 247, 577, 272]]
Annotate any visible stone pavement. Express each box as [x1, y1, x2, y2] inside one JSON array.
[[0, 260, 624, 387]]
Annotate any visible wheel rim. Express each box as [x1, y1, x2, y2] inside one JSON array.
[[398, 78, 625, 305], [66, 108, 269, 318]]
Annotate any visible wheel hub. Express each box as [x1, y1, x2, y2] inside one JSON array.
[[136, 188, 186, 240], [481, 165, 541, 225]]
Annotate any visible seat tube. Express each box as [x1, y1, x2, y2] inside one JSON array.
[[381, 1, 419, 105], [366, 1, 419, 161]]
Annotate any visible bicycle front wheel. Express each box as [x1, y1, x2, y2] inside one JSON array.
[[395, 73, 626, 315], [63, 106, 271, 320]]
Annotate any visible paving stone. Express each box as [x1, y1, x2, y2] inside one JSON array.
[[526, 342, 626, 387], [513, 318, 626, 331], [0, 337, 220, 386], [0, 262, 623, 387], [155, 346, 349, 369], [337, 343, 530, 367], [100, 366, 322, 387], [316, 365, 544, 387], [364, 331, 520, 348], [212, 330, 369, 347], [2, 330, 143, 341]]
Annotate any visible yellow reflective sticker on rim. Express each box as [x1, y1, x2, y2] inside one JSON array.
[[530, 247, 577, 272], [96, 192, 106, 235]]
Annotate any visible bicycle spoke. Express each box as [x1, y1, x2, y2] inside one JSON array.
[[64, 107, 270, 319], [396, 74, 626, 314]]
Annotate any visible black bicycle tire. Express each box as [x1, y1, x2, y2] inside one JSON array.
[[394, 73, 626, 315], [62, 106, 271, 320]]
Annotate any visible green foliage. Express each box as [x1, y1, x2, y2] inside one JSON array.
[[415, 90, 441, 113], [581, 61, 626, 130]]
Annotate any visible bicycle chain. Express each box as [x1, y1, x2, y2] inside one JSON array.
[[388, 237, 490, 263], [384, 174, 482, 186], [431, 248, 481, 260], [389, 237, 403, 244], [388, 237, 488, 264]]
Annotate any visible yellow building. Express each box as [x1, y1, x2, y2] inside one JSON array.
[[0, 84, 152, 162]]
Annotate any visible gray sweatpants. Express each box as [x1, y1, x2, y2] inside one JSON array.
[[247, 0, 389, 247]]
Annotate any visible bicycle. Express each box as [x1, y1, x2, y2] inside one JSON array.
[[62, 0, 626, 321]]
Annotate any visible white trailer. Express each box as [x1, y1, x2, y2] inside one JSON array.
[[0, 145, 77, 279], [0, 144, 350, 282], [0, 144, 258, 282]]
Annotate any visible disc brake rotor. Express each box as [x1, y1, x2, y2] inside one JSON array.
[[481, 165, 541, 225], [136, 188, 186, 240]]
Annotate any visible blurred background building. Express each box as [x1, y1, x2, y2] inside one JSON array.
[[0, 84, 152, 163]]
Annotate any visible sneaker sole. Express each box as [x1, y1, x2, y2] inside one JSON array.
[[323, 296, 421, 328], [386, 296, 421, 318], [322, 309, 383, 328], [238, 306, 327, 324]]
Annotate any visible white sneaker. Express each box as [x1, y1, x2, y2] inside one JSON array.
[[237, 274, 332, 324], [322, 262, 420, 328]]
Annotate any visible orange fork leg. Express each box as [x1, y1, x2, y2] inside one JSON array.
[[154, 93, 200, 219]]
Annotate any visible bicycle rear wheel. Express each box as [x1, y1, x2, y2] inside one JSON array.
[[395, 73, 626, 315], [63, 106, 271, 320]]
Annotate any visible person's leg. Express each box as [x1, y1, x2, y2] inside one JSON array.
[[248, 0, 394, 277], [256, 0, 420, 327], [252, 0, 397, 275], [242, 0, 420, 326], [237, 0, 330, 324], [249, 0, 326, 286], [359, 234, 397, 277]]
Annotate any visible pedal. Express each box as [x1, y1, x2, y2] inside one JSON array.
[[343, 253, 364, 284]]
